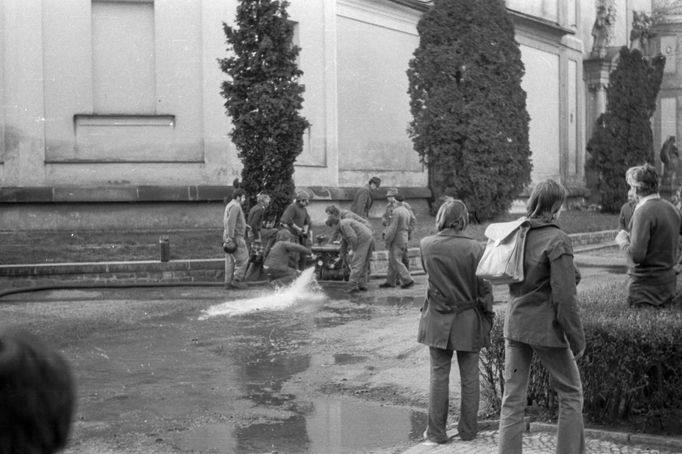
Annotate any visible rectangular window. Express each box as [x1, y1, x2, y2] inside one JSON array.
[[506, 0, 558, 23], [92, 0, 155, 113]]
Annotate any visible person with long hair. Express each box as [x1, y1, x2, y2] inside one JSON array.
[[418, 199, 493, 444], [497, 179, 586, 454]]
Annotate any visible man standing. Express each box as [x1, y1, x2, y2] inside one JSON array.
[[280, 190, 312, 270], [326, 215, 375, 293], [247, 192, 278, 250], [223, 188, 249, 289], [382, 200, 415, 288], [615, 163, 682, 307], [351, 176, 381, 219], [395, 193, 416, 269]]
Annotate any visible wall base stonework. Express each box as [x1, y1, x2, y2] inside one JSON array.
[[0, 185, 432, 231]]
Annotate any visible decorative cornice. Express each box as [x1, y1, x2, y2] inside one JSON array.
[[386, 0, 431, 12]]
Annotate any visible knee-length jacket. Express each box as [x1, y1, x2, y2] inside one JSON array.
[[417, 230, 494, 351]]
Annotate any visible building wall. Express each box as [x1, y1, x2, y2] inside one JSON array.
[[0, 0, 598, 230]]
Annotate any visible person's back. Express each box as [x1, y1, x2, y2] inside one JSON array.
[[507, 220, 583, 349], [264, 240, 310, 269], [339, 209, 371, 228], [418, 200, 493, 445], [385, 204, 411, 243], [338, 218, 373, 245], [497, 179, 585, 454], [419, 231, 491, 350]]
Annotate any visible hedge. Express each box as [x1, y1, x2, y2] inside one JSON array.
[[481, 281, 682, 432]]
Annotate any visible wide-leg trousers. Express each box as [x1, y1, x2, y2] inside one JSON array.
[[498, 339, 585, 454], [425, 347, 480, 443]]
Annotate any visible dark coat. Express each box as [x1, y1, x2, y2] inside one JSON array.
[[504, 220, 585, 355], [417, 230, 493, 351], [350, 184, 373, 218]]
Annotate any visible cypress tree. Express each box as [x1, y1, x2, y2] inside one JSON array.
[[219, 0, 309, 219], [586, 47, 665, 213], [407, 0, 531, 221]]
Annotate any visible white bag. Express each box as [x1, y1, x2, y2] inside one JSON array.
[[475, 217, 530, 284]]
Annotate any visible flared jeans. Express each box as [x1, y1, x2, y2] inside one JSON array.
[[498, 339, 585, 454], [425, 347, 480, 443]]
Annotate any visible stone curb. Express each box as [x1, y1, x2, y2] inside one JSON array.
[[529, 422, 682, 451], [0, 229, 618, 288]]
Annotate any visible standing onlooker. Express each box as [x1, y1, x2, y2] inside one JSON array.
[[381, 187, 400, 229], [418, 199, 494, 445], [280, 191, 312, 270], [350, 176, 381, 219], [263, 229, 312, 286], [618, 186, 637, 233], [381, 199, 414, 288], [326, 215, 375, 293], [0, 328, 76, 454], [395, 193, 416, 268], [247, 193, 273, 242], [223, 188, 249, 289], [615, 164, 682, 308], [498, 179, 586, 454], [247, 192, 278, 251]]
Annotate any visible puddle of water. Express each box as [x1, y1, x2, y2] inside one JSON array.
[[333, 353, 368, 365], [172, 398, 426, 454]]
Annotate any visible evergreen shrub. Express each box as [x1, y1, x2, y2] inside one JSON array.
[[219, 0, 309, 219], [586, 47, 665, 213], [407, 0, 531, 221], [481, 281, 682, 431]]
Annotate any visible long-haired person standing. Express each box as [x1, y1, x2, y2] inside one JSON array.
[[497, 180, 586, 454], [418, 199, 494, 444]]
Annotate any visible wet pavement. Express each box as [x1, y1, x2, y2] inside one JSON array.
[[2, 245, 680, 453], [402, 424, 682, 454]]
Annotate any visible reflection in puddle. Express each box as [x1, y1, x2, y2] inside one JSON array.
[[172, 398, 426, 454], [193, 287, 428, 453]]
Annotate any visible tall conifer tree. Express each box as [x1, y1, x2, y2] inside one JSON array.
[[407, 0, 531, 220], [219, 0, 309, 219], [586, 48, 665, 212]]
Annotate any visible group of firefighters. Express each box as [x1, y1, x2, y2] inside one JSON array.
[[222, 177, 417, 293]]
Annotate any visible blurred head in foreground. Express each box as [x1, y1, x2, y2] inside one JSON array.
[[0, 328, 75, 454]]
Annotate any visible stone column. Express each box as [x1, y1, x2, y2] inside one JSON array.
[[583, 51, 618, 205]]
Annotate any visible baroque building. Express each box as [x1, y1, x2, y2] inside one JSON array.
[[0, 0, 648, 230]]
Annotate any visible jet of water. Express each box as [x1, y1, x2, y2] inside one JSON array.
[[199, 267, 326, 319]]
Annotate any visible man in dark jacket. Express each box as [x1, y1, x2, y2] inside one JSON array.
[[280, 190, 312, 270], [381, 200, 414, 288], [350, 176, 381, 219], [264, 229, 312, 286], [418, 199, 493, 444], [326, 215, 375, 293]]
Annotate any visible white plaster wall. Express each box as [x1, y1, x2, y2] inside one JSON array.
[[521, 44, 561, 182], [334, 0, 427, 188], [2, 0, 45, 186]]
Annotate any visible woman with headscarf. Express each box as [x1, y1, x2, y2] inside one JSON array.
[[418, 199, 494, 445], [497, 179, 586, 454]]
